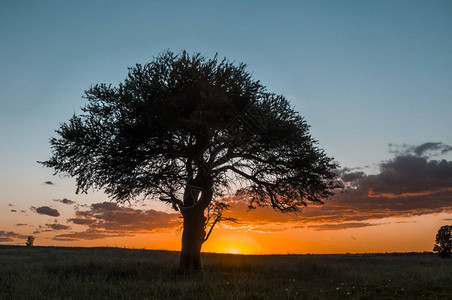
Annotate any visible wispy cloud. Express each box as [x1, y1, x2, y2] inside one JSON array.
[[302, 222, 381, 231], [53, 229, 134, 241], [389, 142, 452, 157]]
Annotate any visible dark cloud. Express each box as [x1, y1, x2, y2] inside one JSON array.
[[60, 202, 180, 241], [412, 142, 452, 157], [0, 237, 13, 242], [15, 223, 28, 227], [44, 181, 54, 185], [32, 206, 60, 217], [54, 198, 76, 205], [67, 218, 96, 225], [0, 231, 27, 240], [46, 224, 70, 230], [368, 155, 452, 195], [8, 204, 13, 206], [341, 172, 365, 183], [72, 202, 180, 232], [10, 209, 17, 212], [219, 143, 452, 229]]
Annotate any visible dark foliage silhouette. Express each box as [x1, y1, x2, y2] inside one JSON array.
[[26, 236, 34, 247], [40, 50, 339, 271], [433, 225, 452, 258]]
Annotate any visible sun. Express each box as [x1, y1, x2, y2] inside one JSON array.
[[204, 234, 262, 254], [224, 246, 242, 254]]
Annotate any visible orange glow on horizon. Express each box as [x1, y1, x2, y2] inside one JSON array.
[[223, 246, 242, 254], [204, 233, 263, 254]]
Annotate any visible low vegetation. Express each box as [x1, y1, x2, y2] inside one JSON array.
[[0, 245, 451, 299]]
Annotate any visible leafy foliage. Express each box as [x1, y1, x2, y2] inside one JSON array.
[[41, 50, 339, 215], [433, 225, 452, 258]]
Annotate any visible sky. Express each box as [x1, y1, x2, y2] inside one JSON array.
[[1, 0, 452, 254]]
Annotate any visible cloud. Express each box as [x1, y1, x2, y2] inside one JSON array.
[[46, 224, 70, 230], [8, 204, 13, 206], [10, 209, 17, 212], [303, 222, 381, 231], [412, 142, 452, 157], [341, 171, 365, 183], [389, 142, 452, 158], [0, 237, 13, 242], [15, 223, 28, 227], [67, 218, 96, 225], [54, 198, 76, 205], [32, 206, 60, 217], [44, 181, 54, 185], [61, 202, 180, 241], [370, 155, 452, 195], [0, 230, 27, 240], [217, 142, 452, 230], [53, 229, 134, 241]]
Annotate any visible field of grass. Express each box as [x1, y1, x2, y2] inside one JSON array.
[[1, 245, 451, 299]]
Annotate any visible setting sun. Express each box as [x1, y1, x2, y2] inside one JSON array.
[[224, 246, 242, 254], [204, 234, 262, 254]]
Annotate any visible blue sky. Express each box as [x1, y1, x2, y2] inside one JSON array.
[[1, 1, 452, 250]]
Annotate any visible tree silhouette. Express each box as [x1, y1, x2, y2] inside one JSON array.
[[26, 236, 34, 247], [433, 225, 452, 258], [40, 50, 340, 271]]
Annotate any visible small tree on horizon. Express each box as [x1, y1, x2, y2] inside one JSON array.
[[40, 50, 340, 272], [433, 225, 452, 258], [26, 236, 34, 247]]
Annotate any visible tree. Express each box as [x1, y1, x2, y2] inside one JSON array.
[[26, 236, 34, 247], [40, 50, 340, 271], [433, 225, 452, 258]]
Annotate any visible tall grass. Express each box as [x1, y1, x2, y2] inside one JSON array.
[[0, 245, 451, 299]]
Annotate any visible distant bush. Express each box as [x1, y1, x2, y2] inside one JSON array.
[[433, 225, 451, 258], [26, 236, 35, 247]]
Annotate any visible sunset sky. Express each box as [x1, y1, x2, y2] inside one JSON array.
[[1, 1, 452, 254]]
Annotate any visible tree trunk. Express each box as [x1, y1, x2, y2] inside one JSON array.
[[179, 206, 206, 272]]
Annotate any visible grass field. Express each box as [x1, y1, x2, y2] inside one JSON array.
[[1, 245, 451, 299]]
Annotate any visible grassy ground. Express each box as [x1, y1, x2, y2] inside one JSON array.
[[0, 246, 451, 299]]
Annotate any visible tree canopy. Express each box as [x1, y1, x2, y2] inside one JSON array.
[[42, 50, 338, 211], [434, 225, 452, 258]]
